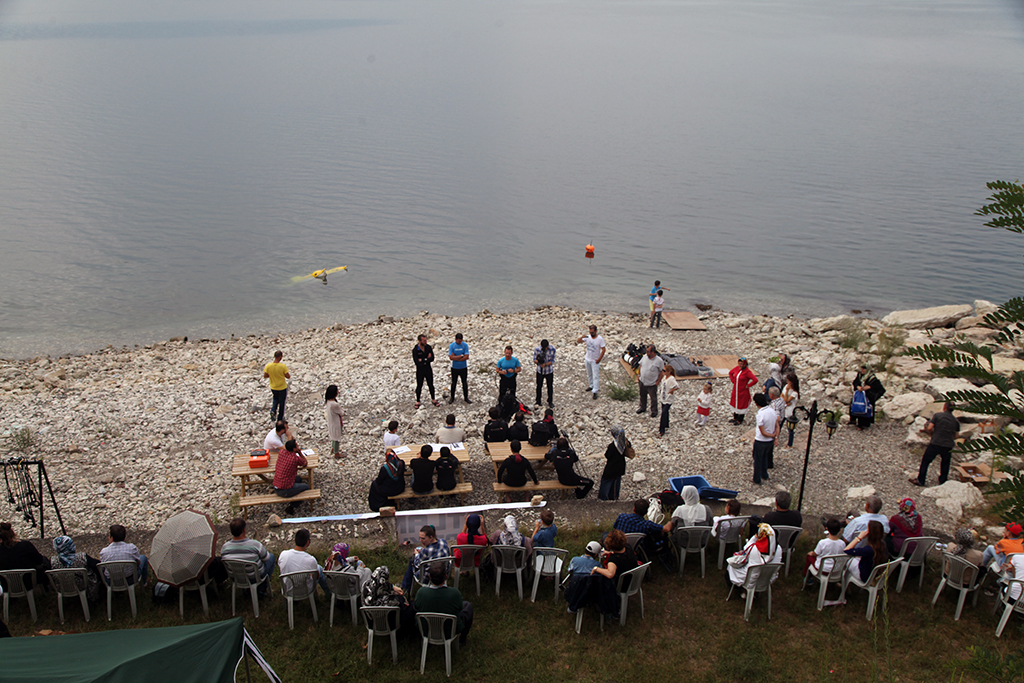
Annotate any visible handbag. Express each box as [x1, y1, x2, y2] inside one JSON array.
[[624, 440, 637, 459]]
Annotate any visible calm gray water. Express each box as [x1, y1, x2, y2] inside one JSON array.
[[1, 0, 1023, 358]]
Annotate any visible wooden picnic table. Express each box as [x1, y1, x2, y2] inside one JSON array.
[[485, 442, 553, 478], [392, 443, 470, 484], [231, 450, 319, 498]]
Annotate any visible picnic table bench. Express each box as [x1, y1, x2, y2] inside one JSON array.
[[391, 482, 474, 510], [484, 442, 553, 478], [491, 480, 576, 501]]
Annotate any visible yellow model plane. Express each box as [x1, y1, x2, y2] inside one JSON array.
[[291, 266, 348, 284]]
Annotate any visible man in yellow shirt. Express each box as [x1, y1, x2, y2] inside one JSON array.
[[263, 350, 291, 422]]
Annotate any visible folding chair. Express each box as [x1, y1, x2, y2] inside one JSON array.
[[46, 568, 90, 623], [280, 570, 319, 629], [361, 605, 400, 664], [931, 552, 984, 621], [416, 612, 460, 677], [624, 533, 650, 565], [222, 559, 264, 618], [716, 517, 751, 569], [895, 536, 939, 592], [323, 570, 361, 626], [727, 562, 783, 621], [97, 560, 139, 621], [839, 558, 904, 620], [0, 568, 38, 623], [178, 569, 213, 619], [772, 525, 803, 577], [803, 554, 852, 611], [451, 545, 487, 597], [672, 525, 712, 578], [601, 562, 652, 628], [531, 548, 568, 602], [491, 545, 527, 600]]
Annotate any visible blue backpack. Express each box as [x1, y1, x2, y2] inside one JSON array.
[[850, 390, 872, 417]]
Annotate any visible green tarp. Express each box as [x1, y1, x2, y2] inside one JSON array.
[[0, 618, 244, 683]]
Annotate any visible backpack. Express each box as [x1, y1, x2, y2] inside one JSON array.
[[660, 353, 701, 377], [658, 489, 684, 512], [529, 420, 557, 447], [850, 390, 873, 418], [499, 392, 532, 422]]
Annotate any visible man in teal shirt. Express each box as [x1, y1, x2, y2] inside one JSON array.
[[413, 563, 474, 645], [496, 345, 521, 399], [447, 333, 471, 404]]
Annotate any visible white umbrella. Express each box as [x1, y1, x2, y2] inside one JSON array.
[[150, 509, 218, 588]]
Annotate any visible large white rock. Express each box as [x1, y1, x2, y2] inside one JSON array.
[[889, 357, 935, 379], [975, 299, 999, 317], [882, 304, 973, 330], [881, 392, 933, 420], [924, 378, 979, 400], [905, 418, 930, 446], [936, 497, 964, 518], [920, 480, 985, 508]]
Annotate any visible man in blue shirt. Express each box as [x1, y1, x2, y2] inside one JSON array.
[[447, 332, 471, 404], [496, 345, 521, 399]]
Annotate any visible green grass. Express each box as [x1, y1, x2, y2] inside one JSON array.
[[606, 381, 638, 402], [5, 528, 1023, 682]]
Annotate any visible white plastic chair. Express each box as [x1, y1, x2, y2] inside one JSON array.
[[895, 536, 939, 592], [416, 611, 460, 676], [361, 605, 400, 664], [280, 570, 319, 629], [672, 526, 712, 578], [931, 552, 984, 621], [323, 569, 361, 627], [97, 560, 138, 621], [222, 559, 264, 618], [531, 548, 568, 602], [624, 533, 650, 564], [716, 517, 751, 569], [491, 545, 527, 599], [839, 558, 904, 620], [0, 568, 38, 623], [772, 525, 803, 577], [46, 568, 90, 623], [178, 569, 214, 619], [726, 561, 783, 621], [411, 556, 453, 598], [803, 554, 853, 611], [603, 561, 651, 628], [452, 545, 487, 597]]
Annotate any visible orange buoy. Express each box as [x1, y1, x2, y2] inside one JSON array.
[[585, 244, 595, 259]]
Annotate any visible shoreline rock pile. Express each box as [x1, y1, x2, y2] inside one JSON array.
[[0, 301, 1016, 539]]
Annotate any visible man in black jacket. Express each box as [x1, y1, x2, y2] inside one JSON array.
[[545, 437, 593, 499]]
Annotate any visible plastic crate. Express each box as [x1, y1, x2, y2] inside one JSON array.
[[668, 475, 738, 501]]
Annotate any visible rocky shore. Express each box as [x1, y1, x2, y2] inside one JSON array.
[[0, 301, 1015, 541]]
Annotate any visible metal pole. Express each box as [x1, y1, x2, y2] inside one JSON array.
[[38, 463, 44, 540], [797, 400, 818, 513], [41, 463, 66, 537]]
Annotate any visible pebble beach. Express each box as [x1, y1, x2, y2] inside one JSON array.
[[0, 302, 1012, 540]]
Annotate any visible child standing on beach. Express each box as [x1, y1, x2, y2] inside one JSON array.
[[695, 381, 713, 426], [650, 289, 665, 328]]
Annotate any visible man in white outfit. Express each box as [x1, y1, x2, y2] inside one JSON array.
[[575, 325, 606, 400]]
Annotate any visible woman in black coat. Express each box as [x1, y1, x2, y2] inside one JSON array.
[[853, 365, 886, 429], [368, 450, 406, 511]]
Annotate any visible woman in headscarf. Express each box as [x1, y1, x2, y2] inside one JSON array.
[[368, 449, 406, 512], [324, 542, 371, 587], [324, 384, 345, 459], [763, 352, 791, 393], [946, 528, 984, 586], [727, 523, 782, 588], [361, 565, 417, 635], [889, 497, 923, 555], [671, 485, 711, 527], [852, 364, 886, 429], [728, 357, 758, 424], [49, 535, 101, 602], [454, 514, 489, 568], [598, 427, 631, 501]]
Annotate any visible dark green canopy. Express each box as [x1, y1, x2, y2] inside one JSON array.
[[0, 618, 244, 683]]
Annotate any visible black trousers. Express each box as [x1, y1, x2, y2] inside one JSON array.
[[917, 444, 953, 485], [536, 372, 553, 405], [416, 366, 435, 401], [499, 375, 517, 398], [450, 367, 469, 399]]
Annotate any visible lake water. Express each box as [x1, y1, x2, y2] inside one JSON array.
[[1, 0, 1023, 358]]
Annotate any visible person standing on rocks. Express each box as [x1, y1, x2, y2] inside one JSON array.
[[852, 364, 886, 430], [324, 384, 345, 459], [263, 351, 290, 422], [728, 357, 758, 424], [752, 393, 777, 485], [534, 339, 556, 408], [447, 332, 471, 404], [911, 401, 960, 487], [413, 334, 440, 408], [636, 344, 664, 418], [576, 325, 606, 400], [496, 345, 521, 399]]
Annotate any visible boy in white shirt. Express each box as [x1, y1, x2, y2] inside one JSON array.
[[804, 518, 847, 584], [650, 289, 665, 328], [383, 420, 401, 448]]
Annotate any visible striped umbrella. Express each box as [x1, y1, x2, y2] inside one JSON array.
[[150, 509, 218, 588]]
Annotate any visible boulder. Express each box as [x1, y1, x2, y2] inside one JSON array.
[[847, 485, 876, 499], [924, 378, 978, 400], [936, 497, 964, 518], [921, 480, 985, 508], [955, 316, 982, 330], [975, 299, 999, 317], [808, 315, 854, 333], [889, 357, 934, 380], [631, 471, 647, 483], [881, 304, 973, 330], [881, 392, 933, 421], [905, 418, 930, 446]]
